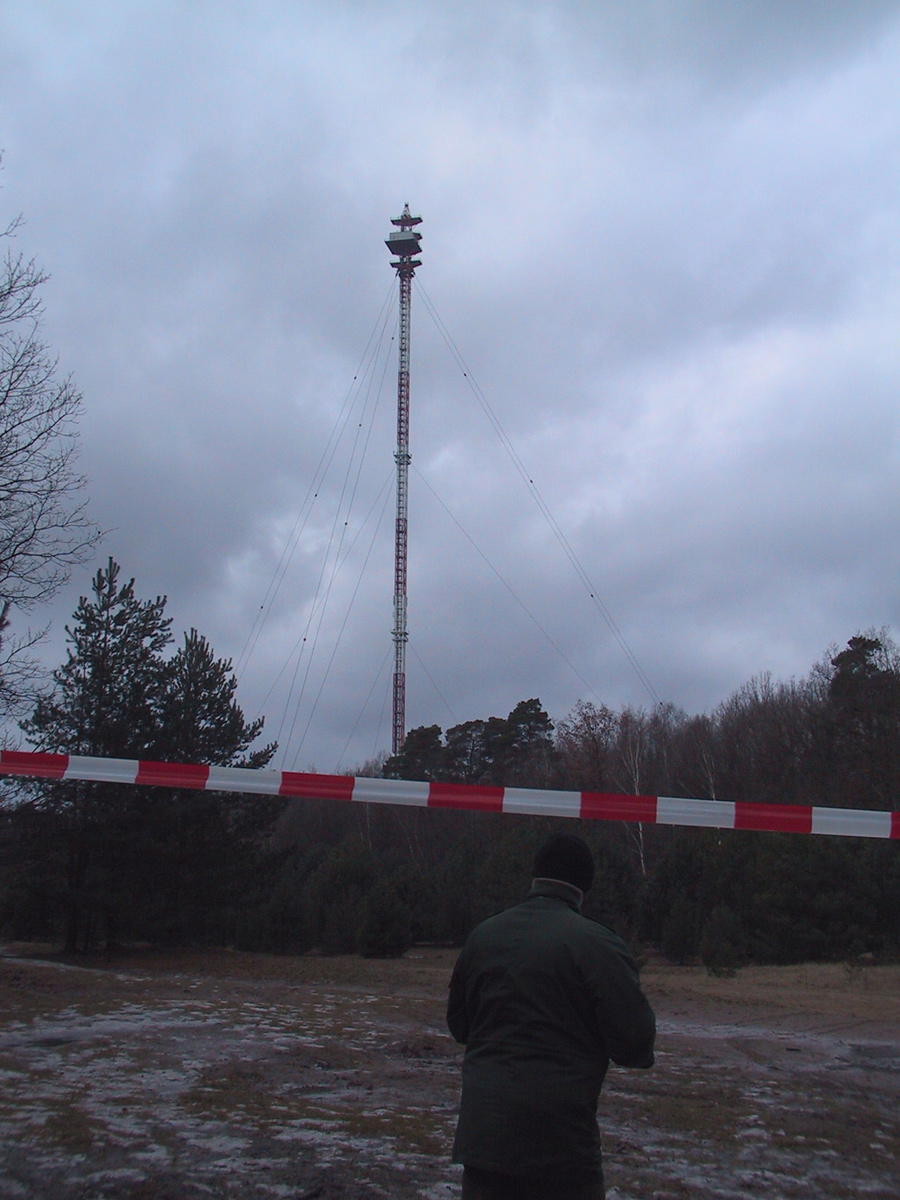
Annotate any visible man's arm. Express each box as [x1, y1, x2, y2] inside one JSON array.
[[447, 958, 470, 1044], [585, 927, 655, 1068]]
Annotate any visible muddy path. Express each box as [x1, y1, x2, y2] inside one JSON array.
[[0, 948, 897, 1199]]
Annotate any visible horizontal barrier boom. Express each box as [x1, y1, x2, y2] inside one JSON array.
[[1, 750, 898, 840]]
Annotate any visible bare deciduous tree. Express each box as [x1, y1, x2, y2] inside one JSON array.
[[0, 212, 100, 711]]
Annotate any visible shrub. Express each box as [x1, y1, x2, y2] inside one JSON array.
[[357, 877, 413, 958], [661, 893, 698, 964], [700, 905, 744, 977]]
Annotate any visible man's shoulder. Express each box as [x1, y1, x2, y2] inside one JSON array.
[[457, 895, 556, 949], [464, 899, 531, 940], [461, 897, 632, 956], [580, 914, 631, 948], [464, 897, 604, 950], [571, 916, 644, 982]]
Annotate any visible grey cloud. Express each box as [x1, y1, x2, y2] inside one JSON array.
[[1, 2, 899, 769]]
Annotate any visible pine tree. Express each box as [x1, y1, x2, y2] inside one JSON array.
[[20, 560, 171, 949], [357, 874, 413, 958], [152, 628, 277, 944], [24, 557, 172, 758], [16, 559, 276, 950], [826, 633, 900, 808], [383, 724, 445, 781], [163, 628, 275, 766], [501, 698, 557, 785], [700, 906, 744, 976]]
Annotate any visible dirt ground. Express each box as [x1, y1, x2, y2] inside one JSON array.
[[0, 945, 898, 1199]]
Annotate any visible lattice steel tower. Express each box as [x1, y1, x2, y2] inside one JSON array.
[[385, 205, 422, 755]]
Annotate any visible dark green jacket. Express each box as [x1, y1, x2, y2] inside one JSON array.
[[447, 880, 655, 1176]]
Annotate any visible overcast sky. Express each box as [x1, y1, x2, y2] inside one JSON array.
[[2, 1, 899, 771]]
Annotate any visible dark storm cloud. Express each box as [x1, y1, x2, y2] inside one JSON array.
[[1, 1, 899, 768]]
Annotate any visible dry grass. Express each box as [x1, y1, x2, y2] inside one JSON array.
[[643, 957, 900, 1021]]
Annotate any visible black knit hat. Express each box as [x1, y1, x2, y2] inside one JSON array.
[[533, 833, 595, 894]]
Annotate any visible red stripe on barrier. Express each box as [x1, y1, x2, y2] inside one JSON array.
[[734, 801, 812, 834], [428, 782, 505, 812], [0, 750, 68, 779], [136, 761, 211, 789], [580, 792, 658, 823], [279, 771, 355, 801], [892, 811, 900, 839]]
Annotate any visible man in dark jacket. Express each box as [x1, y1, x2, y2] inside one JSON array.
[[447, 832, 655, 1200]]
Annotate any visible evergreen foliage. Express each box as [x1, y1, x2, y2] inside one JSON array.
[[358, 874, 414, 958], [4, 559, 276, 950], [660, 893, 699, 965], [383, 698, 557, 785], [24, 559, 172, 756], [700, 906, 744, 976]]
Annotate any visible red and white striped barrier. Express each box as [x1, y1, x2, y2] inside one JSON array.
[[2, 750, 899, 840]]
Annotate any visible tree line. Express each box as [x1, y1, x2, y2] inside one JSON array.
[[2, 558, 898, 969], [381, 637, 900, 969]]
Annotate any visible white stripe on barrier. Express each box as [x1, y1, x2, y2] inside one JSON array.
[[65, 756, 139, 785], [503, 788, 583, 818], [811, 806, 893, 839], [657, 796, 736, 829], [353, 777, 430, 806], [206, 765, 283, 795]]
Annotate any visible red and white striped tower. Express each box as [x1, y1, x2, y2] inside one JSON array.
[[385, 205, 422, 754]]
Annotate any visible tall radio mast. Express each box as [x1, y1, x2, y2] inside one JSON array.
[[385, 205, 422, 755]]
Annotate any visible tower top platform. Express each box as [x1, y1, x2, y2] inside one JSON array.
[[391, 202, 422, 228]]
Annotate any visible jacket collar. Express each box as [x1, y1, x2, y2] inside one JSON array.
[[529, 877, 584, 911]]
